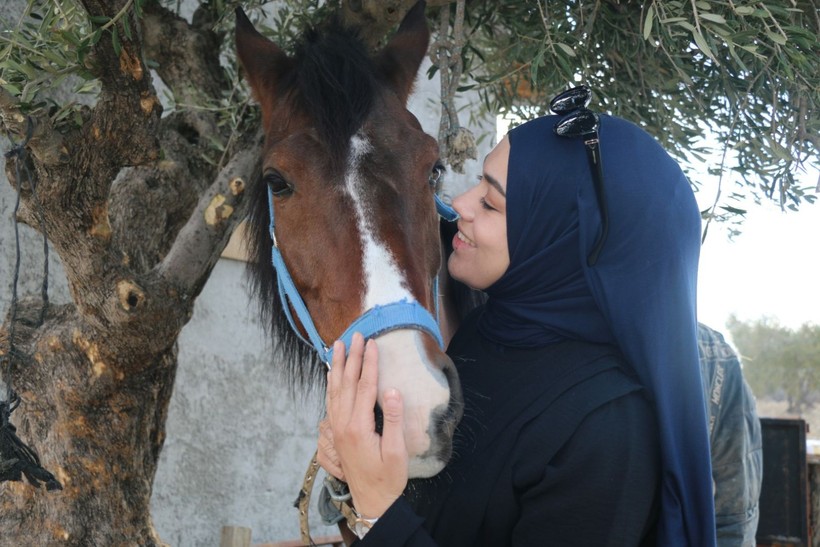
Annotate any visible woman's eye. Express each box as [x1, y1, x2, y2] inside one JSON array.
[[429, 162, 446, 188], [264, 171, 293, 197], [480, 197, 495, 211]]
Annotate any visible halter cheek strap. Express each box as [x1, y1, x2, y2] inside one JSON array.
[[268, 188, 457, 366], [435, 194, 459, 222]]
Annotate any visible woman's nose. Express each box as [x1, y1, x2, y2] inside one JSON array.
[[452, 188, 473, 220]]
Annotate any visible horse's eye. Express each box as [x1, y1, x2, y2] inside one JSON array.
[[264, 171, 293, 197], [429, 162, 445, 188]]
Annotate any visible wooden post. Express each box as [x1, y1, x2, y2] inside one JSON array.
[[220, 526, 252, 547], [809, 458, 819, 547]]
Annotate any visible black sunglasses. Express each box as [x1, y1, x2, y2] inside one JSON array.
[[550, 86, 609, 267]]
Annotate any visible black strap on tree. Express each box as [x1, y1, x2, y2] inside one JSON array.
[[1, 117, 62, 491]]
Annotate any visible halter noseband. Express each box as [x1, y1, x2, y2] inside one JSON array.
[[268, 188, 459, 366]]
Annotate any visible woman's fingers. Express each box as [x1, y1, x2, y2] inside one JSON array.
[[317, 418, 345, 480], [327, 340, 346, 422], [351, 339, 379, 426], [338, 333, 366, 420], [380, 388, 407, 467]]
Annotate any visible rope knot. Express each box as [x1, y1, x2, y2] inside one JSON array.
[[4, 115, 34, 159]]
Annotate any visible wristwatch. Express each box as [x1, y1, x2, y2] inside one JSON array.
[[350, 510, 378, 539], [322, 476, 379, 539]]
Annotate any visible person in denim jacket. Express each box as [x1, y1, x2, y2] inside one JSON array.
[[698, 323, 763, 547]]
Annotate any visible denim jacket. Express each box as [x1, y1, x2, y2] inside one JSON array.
[[698, 323, 763, 547]]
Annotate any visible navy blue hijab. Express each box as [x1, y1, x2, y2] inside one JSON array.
[[479, 115, 716, 546]]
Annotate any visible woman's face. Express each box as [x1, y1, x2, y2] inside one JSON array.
[[447, 137, 510, 290]]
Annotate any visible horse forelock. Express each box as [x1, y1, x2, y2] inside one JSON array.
[[287, 18, 377, 170]]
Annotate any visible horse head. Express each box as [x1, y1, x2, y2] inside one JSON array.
[[236, 1, 463, 478]]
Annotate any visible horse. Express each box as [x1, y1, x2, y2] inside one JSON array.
[[235, 1, 463, 479]]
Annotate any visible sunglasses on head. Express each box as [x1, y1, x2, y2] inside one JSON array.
[[550, 85, 609, 267]]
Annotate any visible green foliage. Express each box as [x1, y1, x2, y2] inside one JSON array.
[[0, 0, 151, 126], [458, 0, 819, 216], [2, 0, 816, 219], [0, 0, 151, 138], [235, 0, 332, 54], [727, 315, 820, 413], [0, 0, 332, 164], [1, 1, 93, 126]]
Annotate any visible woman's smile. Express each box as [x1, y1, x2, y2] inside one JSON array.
[[447, 137, 510, 290], [453, 230, 476, 249]]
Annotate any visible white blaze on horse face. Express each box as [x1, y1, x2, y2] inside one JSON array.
[[345, 134, 412, 308], [345, 133, 451, 478]]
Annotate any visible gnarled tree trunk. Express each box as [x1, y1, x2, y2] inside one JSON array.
[[0, 1, 258, 543]]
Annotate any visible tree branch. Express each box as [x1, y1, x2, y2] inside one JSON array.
[[157, 141, 261, 300], [0, 89, 65, 168], [80, 0, 162, 168], [141, 2, 228, 105], [337, 0, 459, 50], [340, 0, 419, 48], [107, 110, 224, 274]]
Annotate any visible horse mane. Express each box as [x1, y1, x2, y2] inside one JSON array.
[[245, 17, 378, 392]]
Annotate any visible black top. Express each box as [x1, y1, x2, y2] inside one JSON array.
[[357, 308, 661, 546]]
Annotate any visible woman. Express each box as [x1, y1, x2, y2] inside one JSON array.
[[319, 106, 715, 546]]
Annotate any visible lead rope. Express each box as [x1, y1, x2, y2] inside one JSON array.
[[296, 451, 361, 546], [295, 451, 321, 546], [1, 118, 62, 491]]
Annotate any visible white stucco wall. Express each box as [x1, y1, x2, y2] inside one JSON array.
[[0, 2, 494, 544], [149, 258, 331, 544]]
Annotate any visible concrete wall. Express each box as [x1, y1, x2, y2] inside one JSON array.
[[0, 3, 494, 544]]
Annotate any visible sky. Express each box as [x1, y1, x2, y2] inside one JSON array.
[[695, 167, 820, 332]]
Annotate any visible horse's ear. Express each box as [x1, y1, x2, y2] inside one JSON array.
[[376, 1, 430, 104], [235, 7, 290, 102]]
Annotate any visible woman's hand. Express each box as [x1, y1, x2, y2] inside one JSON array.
[[317, 418, 344, 481], [323, 332, 409, 519]]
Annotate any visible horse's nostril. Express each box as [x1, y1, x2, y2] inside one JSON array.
[[374, 403, 384, 435], [430, 403, 461, 463], [439, 355, 464, 419]]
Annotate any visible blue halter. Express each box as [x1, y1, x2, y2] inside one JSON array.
[[268, 189, 458, 366]]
